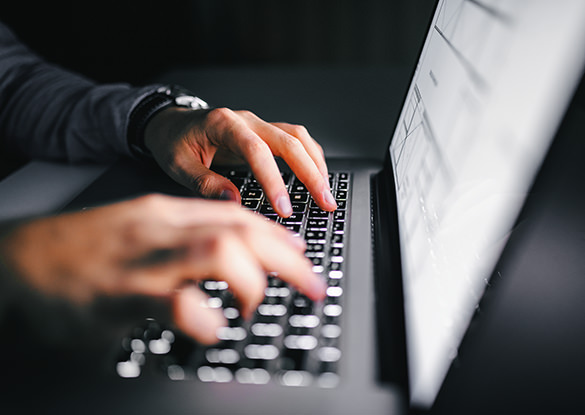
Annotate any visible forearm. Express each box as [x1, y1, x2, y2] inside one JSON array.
[[0, 22, 158, 163]]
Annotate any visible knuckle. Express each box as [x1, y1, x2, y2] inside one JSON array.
[[243, 136, 269, 156], [206, 107, 233, 125], [278, 133, 304, 156], [119, 217, 143, 248], [291, 124, 308, 137], [135, 193, 168, 211], [281, 132, 303, 149], [237, 109, 255, 119]]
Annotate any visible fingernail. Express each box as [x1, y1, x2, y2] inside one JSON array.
[[276, 194, 293, 217], [219, 189, 237, 201], [322, 189, 337, 209]]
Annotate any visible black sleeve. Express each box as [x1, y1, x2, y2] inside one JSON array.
[[0, 21, 160, 163]]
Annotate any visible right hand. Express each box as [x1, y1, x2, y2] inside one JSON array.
[[0, 194, 326, 344], [144, 107, 337, 217]]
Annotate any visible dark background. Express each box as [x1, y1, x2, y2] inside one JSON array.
[[0, 1, 435, 84]]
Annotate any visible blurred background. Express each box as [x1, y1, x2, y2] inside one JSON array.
[[0, 0, 436, 84]]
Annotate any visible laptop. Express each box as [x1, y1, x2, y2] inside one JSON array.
[[4, 0, 585, 413]]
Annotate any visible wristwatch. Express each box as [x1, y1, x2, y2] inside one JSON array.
[[127, 85, 210, 158]]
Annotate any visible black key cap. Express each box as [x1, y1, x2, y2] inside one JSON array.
[[284, 224, 301, 233], [242, 190, 263, 199], [282, 213, 304, 224], [242, 200, 260, 210], [290, 193, 309, 203], [306, 219, 328, 230], [305, 231, 326, 242], [291, 184, 307, 193], [260, 205, 276, 215], [308, 209, 328, 219], [291, 203, 307, 213], [333, 222, 345, 233]]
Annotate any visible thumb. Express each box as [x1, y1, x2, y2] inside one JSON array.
[[170, 161, 241, 202]]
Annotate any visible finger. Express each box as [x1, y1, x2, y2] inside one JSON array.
[[131, 196, 305, 247], [205, 109, 293, 217], [238, 114, 336, 212], [166, 159, 241, 202], [173, 285, 227, 345], [201, 229, 267, 318], [239, 223, 327, 302], [272, 122, 329, 183]]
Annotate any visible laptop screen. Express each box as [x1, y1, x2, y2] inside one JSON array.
[[389, 0, 585, 406]]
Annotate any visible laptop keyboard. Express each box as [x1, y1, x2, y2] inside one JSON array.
[[115, 170, 350, 389]]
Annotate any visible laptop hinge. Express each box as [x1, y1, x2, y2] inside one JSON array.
[[371, 159, 409, 391]]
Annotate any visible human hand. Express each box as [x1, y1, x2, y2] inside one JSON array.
[[143, 107, 337, 217], [0, 195, 326, 344]]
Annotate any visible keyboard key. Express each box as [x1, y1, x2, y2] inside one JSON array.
[[329, 270, 343, 280], [318, 372, 340, 388], [321, 324, 342, 339], [307, 219, 328, 230], [291, 184, 307, 193], [282, 213, 304, 224], [317, 347, 342, 362], [198, 366, 234, 383], [323, 304, 343, 317], [235, 368, 271, 384], [242, 200, 260, 210], [326, 286, 343, 298], [280, 370, 313, 387], [258, 304, 287, 317], [242, 190, 263, 199], [288, 314, 320, 328], [309, 209, 328, 219], [284, 335, 318, 350], [305, 231, 326, 242], [334, 211, 346, 221], [260, 205, 276, 214], [290, 193, 309, 203], [206, 348, 240, 365], [251, 323, 284, 338], [284, 224, 301, 233], [333, 222, 345, 233], [244, 344, 279, 360], [217, 327, 247, 341], [291, 203, 307, 213]]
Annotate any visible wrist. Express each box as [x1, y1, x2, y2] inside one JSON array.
[[127, 86, 209, 158]]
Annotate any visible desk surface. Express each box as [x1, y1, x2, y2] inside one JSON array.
[[0, 65, 410, 221]]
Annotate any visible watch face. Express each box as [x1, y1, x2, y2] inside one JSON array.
[[174, 95, 209, 110]]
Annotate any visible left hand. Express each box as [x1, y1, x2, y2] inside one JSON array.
[[143, 107, 337, 217]]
